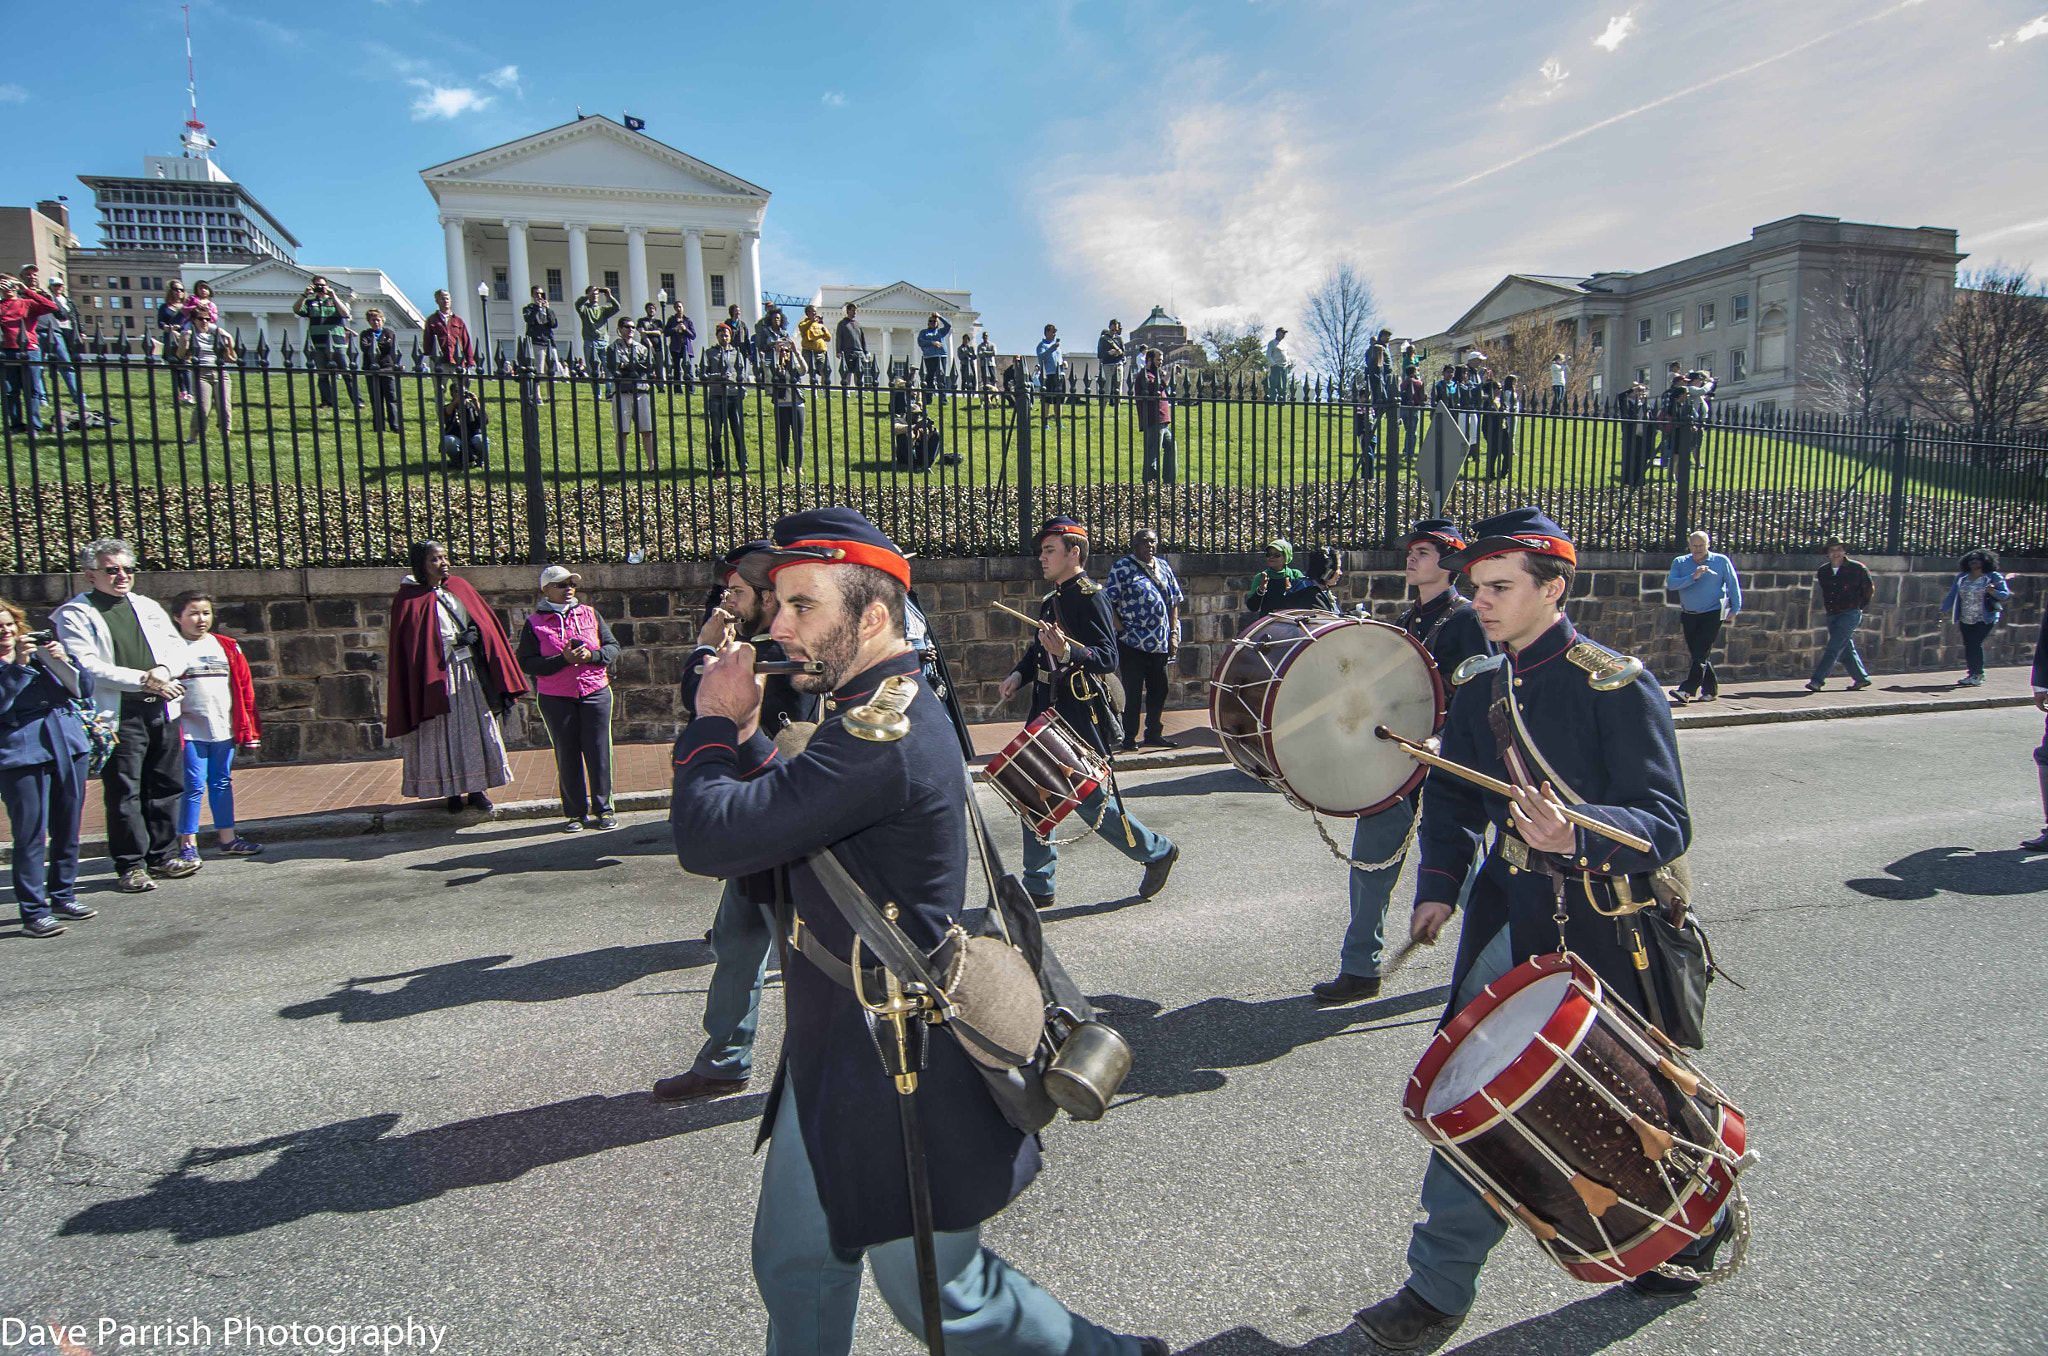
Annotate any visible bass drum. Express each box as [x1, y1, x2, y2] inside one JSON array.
[[1209, 610, 1445, 816]]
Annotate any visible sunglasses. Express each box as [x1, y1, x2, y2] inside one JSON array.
[[100, 565, 138, 576]]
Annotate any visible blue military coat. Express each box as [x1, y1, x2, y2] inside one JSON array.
[[1008, 575, 1122, 755], [670, 649, 1039, 1252], [1416, 616, 1691, 1017], [0, 655, 94, 771], [1399, 587, 1489, 676]]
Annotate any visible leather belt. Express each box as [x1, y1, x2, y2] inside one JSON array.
[[788, 911, 961, 997]]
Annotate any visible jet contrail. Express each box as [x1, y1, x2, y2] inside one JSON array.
[[1443, 0, 1928, 193]]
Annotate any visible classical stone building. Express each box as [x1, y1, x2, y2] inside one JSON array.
[[810, 281, 978, 377], [419, 116, 771, 356], [179, 259, 425, 352], [1415, 215, 1965, 411]]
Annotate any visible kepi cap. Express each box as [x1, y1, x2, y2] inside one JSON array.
[[753, 507, 913, 588], [1445, 507, 1577, 570]]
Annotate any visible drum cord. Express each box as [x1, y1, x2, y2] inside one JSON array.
[[1311, 809, 1419, 874], [1648, 1184, 1750, 1286]]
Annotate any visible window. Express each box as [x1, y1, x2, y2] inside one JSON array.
[[1695, 353, 1714, 377], [710, 274, 727, 308], [545, 267, 563, 302], [603, 270, 620, 293], [1633, 366, 1650, 385], [1729, 348, 1748, 382], [1590, 373, 1604, 399], [81, 276, 96, 288], [1906, 286, 1921, 310], [1590, 327, 1605, 351], [659, 271, 675, 297], [494, 268, 509, 301], [1699, 302, 1715, 331], [1637, 317, 1652, 344], [1666, 310, 1682, 338], [1758, 400, 1776, 418]]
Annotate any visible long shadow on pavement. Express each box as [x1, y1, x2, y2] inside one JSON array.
[[1094, 987, 1449, 1100], [1177, 1289, 1673, 1353], [403, 824, 678, 886], [1119, 768, 1273, 799], [278, 938, 713, 1023], [58, 1089, 764, 1244], [1845, 846, 2048, 902]]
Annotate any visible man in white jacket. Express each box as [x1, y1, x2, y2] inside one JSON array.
[[51, 539, 198, 893]]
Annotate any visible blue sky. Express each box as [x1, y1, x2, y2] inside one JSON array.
[[10, 0, 2046, 348]]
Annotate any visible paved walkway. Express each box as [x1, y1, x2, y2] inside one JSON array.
[[47, 664, 2035, 859]]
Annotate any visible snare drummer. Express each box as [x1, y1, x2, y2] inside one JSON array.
[[1310, 518, 1489, 1004], [1353, 508, 1725, 1351], [998, 517, 1179, 911]]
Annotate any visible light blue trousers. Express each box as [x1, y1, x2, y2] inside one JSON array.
[[692, 881, 776, 1081], [1020, 784, 1171, 897], [753, 1080, 1143, 1356], [1340, 797, 1479, 978], [1810, 609, 1870, 684]]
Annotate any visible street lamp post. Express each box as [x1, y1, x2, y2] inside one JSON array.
[[474, 280, 490, 371]]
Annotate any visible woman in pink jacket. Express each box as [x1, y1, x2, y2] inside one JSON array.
[[514, 566, 621, 831]]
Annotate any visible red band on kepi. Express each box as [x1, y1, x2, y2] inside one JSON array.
[[768, 537, 913, 587], [1459, 534, 1577, 567]]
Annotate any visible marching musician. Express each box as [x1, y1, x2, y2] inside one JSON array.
[[653, 539, 821, 1104], [1310, 518, 1489, 1004], [998, 517, 1179, 911], [670, 507, 1168, 1356], [1352, 508, 1727, 1350]]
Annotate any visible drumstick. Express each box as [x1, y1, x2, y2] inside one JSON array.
[[1372, 727, 1654, 854], [989, 600, 1041, 627]]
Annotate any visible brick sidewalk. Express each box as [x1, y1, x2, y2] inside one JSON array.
[[66, 665, 2031, 845]]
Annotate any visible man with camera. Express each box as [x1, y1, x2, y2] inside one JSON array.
[[575, 285, 620, 392], [51, 540, 198, 895], [293, 275, 360, 412], [608, 316, 658, 474], [522, 285, 562, 396]]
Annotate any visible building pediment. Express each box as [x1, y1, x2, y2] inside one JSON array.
[[1443, 274, 1589, 336], [847, 281, 959, 313], [420, 117, 768, 202], [197, 260, 350, 296]]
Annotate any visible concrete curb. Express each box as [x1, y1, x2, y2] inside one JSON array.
[[14, 693, 2029, 865]]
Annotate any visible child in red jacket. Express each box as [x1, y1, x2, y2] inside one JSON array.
[[169, 591, 263, 861]]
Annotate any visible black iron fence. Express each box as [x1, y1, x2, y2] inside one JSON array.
[[3, 331, 2046, 574]]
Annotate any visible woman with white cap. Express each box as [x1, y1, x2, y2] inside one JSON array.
[[516, 566, 621, 830]]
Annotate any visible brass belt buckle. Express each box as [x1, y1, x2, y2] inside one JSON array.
[[1499, 833, 1532, 871]]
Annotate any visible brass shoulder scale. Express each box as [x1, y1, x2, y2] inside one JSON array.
[[845, 673, 918, 743]]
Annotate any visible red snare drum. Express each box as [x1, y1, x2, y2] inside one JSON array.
[[1403, 953, 1752, 1284], [984, 711, 1110, 842]]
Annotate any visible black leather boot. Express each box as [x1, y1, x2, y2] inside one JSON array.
[[1352, 1287, 1464, 1351]]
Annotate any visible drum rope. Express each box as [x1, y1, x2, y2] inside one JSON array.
[[1312, 809, 1419, 874], [1649, 1184, 1750, 1285]]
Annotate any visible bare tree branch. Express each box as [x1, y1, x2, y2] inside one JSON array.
[[1907, 265, 2048, 436], [1300, 263, 1379, 390], [1802, 250, 1937, 419]]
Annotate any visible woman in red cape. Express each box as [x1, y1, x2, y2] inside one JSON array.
[[386, 542, 528, 812]]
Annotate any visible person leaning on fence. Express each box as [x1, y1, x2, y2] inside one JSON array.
[[1940, 548, 2010, 688], [294, 275, 361, 413], [386, 541, 527, 814], [769, 336, 808, 474], [1135, 347, 1178, 484], [1666, 529, 1741, 704], [1808, 539, 1875, 692], [1, 272, 59, 434], [51, 540, 198, 894], [516, 566, 620, 832], [0, 598, 98, 938], [173, 314, 236, 447], [835, 301, 867, 387], [166, 591, 263, 865], [700, 322, 749, 476], [358, 308, 403, 434], [608, 317, 659, 474]]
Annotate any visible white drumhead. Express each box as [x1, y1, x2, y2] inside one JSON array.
[[1423, 971, 1572, 1118], [1264, 621, 1438, 814]]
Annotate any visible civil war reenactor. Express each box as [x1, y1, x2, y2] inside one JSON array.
[[1310, 518, 1490, 1005], [1350, 507, 1729, 1351], [997, 517, 1178, 910], [652, 539, 821, 1104], [671, 506, 1168, 1356]]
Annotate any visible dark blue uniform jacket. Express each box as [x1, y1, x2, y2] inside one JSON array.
[[1009, 576, 1121, 756], [670, 649, 1039, 1253], [1416, 616, 1691, 1017]]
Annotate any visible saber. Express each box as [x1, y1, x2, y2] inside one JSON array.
[[1372, 726, 1654, 854], [692, 658, 825, 676]]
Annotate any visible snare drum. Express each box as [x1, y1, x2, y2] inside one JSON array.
[[1403, 953, 1752, 1284], [984, 711, 1111, 842], [1209, 611, 1445, 817]]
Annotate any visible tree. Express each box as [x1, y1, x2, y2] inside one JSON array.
[[1198, 317, 1267, 387], [1908, 265, 2048, 437], [1469, 312, 1601, 406], [1300, 263, 1379, 391], [1802, 250, 1937, 419]]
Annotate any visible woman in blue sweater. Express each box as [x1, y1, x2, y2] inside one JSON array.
[[1666, 529, 1742, 702], [1939, 548, 2011, 687]]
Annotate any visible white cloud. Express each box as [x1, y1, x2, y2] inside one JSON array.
[[1500, 58, 1571, 109], [821, 91, 847, 107], [484, 64, 521, 91], [0, 84, 27, 103], [1593, 12, 1636, 52], [1989, 14, 2048, 47], [410, 83, 493, 119]]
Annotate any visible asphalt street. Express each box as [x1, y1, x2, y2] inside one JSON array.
[[1, 708, 2043, 1355]]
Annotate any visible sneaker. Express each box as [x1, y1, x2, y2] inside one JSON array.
[[1958, 674, 1984, 688], [562, 818, 586, 833], [150, 856, 202, 880], [1804, 681, 1825, 693], [22, 915, 65, 939], [216, 838, 264, 856], [592, 814, 619, 830], [51, 901, 98, 920], [175, 844, 201, 867], [1849, 678, 1873, 691], [119, 868, 158, 893]]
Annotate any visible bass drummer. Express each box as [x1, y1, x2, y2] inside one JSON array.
[[1311, 519, 1490, 1005], [998, 517, 1179, 911], [1352, 507, 1723, 1352]]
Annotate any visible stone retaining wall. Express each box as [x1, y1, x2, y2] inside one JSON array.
[[2, 551, 2034, 763]]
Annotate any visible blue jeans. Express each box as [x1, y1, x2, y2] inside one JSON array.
[[753, 1079, 1142, 1356], [43, 334, 82, 404], [1341, 796, 1483, 978], [1810, 610, 1870, 685], [1959, 621, 1992, 677], [179, 738, 237, 836], [1, 754, 88, 923], [1020, 784, 1171, 898], [693, 880, 777, 1081], [1266, 365, 1287, 400], [2, 352, 45, 431]]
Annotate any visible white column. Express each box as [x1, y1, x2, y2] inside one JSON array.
[[682, 228, 708, 339], [564, 221, 590, 305], [439, 214, 468, 305], [738, 229, 762, 326], [503, 218, 532, 319], [252, 311, 271, 352], [625, 224, 650, 314], [878, 326, 892, 375]]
